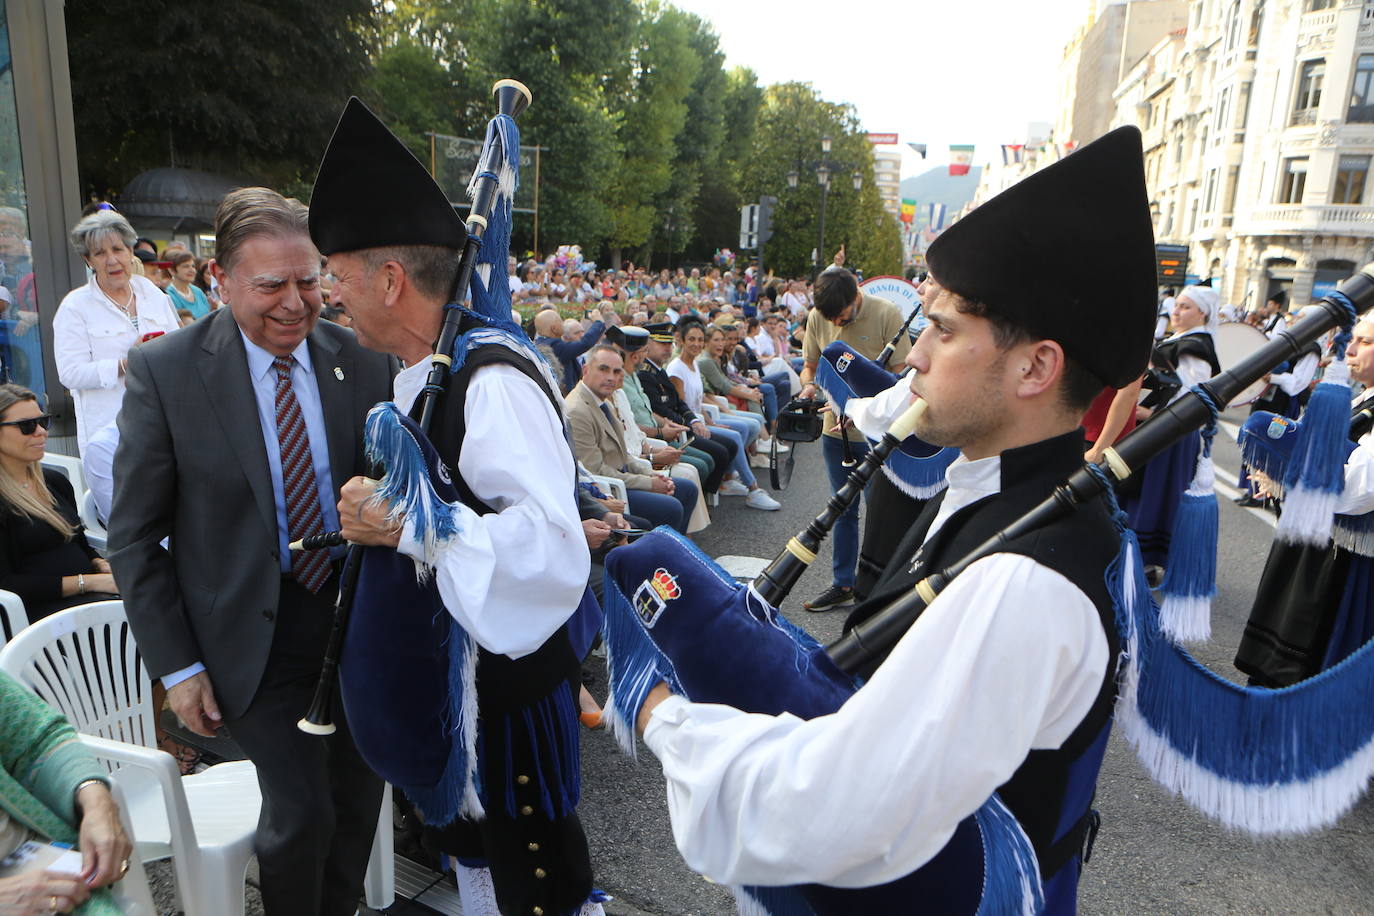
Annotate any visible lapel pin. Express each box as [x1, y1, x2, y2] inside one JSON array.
[[334, 367, 345, 381]]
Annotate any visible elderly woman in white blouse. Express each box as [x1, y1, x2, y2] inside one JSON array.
[[52, 211, 180, 454]]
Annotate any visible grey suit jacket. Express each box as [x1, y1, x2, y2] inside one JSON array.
[[108, 309, 395, 718], [565, 382, 654, 490]]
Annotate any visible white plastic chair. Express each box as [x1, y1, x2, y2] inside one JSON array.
[[40, 452, 87, 496], [80, 489, 108, 554], [0, 600, 397, 913], [0, 600, 260, 916], [91, 760, 160, 915], [589, 474, 629, 503], [0, 588, 27, 645]]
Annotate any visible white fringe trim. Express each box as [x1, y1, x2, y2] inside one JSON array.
[[1157, 594, 1212, 644], [731, 886, 771, 916], [880, 462, 948, 501], [1276, 483, 1338, 546], [1117, 633, 1374, 836], [457, 635, 485, 820], [1332, 520, 1374, 558]]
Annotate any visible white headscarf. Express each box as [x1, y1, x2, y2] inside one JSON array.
[[1177, 286, 1221, 334]]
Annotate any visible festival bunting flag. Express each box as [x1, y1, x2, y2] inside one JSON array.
[[900, 199, 917, 224], [949, 144, 974, 176], [908, 142, 927, 158], [928, 202, 948, 231]]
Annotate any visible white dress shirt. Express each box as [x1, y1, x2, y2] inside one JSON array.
[[643, 453, 1108, 888], [1269, 352, 1319, 398], [52, 275, 181, 453], [393, 358, 589, 659], [843, 376, 916, 441]]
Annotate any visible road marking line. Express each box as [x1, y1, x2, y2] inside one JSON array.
[[1212, 465, 1277, 529]]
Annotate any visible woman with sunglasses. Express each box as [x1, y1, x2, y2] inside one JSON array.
[[0, 384, 116, 622]]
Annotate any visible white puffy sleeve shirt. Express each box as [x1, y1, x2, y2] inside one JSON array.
[[52, 275, 181, 452], [642, 456, 1109, 889], [393, 358, 590, 659]]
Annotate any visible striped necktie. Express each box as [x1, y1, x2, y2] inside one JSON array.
[[273, 356, 331, 593]]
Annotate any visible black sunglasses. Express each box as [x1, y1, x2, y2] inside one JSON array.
[[1, 414, 51, 435]]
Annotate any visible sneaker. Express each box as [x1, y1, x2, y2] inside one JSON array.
[[772, 441, 790, 453], [749, 451, 772, 468], [804, 584, 855, 612], [745, 488, 781, 511], [719, 479, 750, 497]]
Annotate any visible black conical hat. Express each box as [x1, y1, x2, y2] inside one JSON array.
[[308, 97, 467, 256], [925, 126, 1157, 388]]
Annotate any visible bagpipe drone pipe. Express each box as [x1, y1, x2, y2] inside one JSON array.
[[601, 265, 1374, 915]]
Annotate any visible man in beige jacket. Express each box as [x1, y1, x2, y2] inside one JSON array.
[[565, 343, 698, 533]]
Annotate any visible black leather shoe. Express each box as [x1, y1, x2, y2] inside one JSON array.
[[1234, 493, 1262, 508]]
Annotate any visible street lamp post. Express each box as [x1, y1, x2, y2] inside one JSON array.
[[788, 134, 864, 277]]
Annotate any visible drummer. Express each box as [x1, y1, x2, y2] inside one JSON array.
[[1234, 306, 1324, 507], [1123, 285, 1222, 578]]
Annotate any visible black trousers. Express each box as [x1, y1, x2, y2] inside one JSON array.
[[688, 432, 734, 493], [224, 574, 384, 916]]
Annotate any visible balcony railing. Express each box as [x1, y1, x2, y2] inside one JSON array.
[[1241, 203, 1374, 232]]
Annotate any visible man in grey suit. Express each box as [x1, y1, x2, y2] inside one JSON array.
[[108, 188, 393, 915]]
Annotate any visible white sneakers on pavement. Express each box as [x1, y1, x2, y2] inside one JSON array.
[[746, 489, 782, 510], [719, 479, 750, 497]]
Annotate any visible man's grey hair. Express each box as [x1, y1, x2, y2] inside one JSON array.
[[69, 209, 137, 258], [356, 245, 461, 302]]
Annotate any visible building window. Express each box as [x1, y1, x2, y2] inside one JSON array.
[[1204, 168, 1219, 211], [1350, 55, 1374, 123], [1225, 1, 1242, 51], [1333, 155, 1370, 204], [1304, 0, 1334, 10], [1279, 157, 1308, 203], [1223, 165, 1240, 215], [1293, 60, 1324, 124], [1248, 0, 1265, 48], [1214, 87, 1231, 134]]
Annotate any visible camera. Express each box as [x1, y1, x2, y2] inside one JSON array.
[[774, 396, 826, 443]]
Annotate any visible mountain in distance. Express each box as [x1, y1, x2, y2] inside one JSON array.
[[899, 165, 983, 229]]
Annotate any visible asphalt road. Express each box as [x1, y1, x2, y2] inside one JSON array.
[[150, 408, 1374, 914]]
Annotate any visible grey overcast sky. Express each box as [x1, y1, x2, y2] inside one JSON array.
[[673, 0, 1090, 178]]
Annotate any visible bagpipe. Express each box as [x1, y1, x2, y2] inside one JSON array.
[[601, 266, 1374, 914], [292, 81, 555, 827]]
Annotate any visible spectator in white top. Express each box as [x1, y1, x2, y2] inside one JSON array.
[[52, 210, 181, 454], [780, 278, 808, 319]]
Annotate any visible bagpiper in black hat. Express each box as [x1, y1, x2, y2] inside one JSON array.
[[925, 125, 1158, 389]]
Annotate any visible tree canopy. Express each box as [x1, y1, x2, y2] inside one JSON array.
[[64, 0, 906, 276]]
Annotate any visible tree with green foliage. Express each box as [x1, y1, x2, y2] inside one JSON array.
[[606, 4, 698, 267], [740, 82, 873, 278], [65, 0, 375, 199]]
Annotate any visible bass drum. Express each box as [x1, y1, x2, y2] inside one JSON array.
[[1215, 322, 1271, 406]]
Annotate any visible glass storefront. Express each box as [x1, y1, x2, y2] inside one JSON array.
[[0, 6, 47, 402]]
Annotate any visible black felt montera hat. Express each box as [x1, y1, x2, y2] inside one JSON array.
[[925, 126, 1157, 388], [309, 97, 467, 257]]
